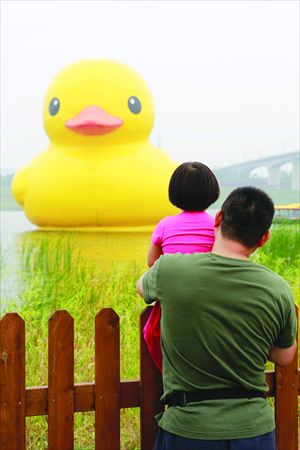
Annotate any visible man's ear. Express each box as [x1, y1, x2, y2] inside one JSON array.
[[214, 209, 222, 228], [257, 230, 271, 248]]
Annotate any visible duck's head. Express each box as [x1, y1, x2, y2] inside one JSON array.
[[43, 59, 155, 147]]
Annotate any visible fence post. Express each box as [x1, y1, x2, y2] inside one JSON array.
[[95, 308, 120, 450], [48, 310, 74, 450], [275, 305, 298, 450], [0, 313, 26, 450], [140, 306, 164, 450]]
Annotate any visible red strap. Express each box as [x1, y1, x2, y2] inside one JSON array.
[[143, 302, 162, 372]]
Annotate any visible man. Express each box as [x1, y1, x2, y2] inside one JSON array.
[[136, 187, 297, 450]]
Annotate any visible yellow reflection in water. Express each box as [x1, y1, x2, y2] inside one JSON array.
[[17, 230, 153, 270]]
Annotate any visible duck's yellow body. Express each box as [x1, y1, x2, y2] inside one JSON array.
[[12, 59, 179, 229]]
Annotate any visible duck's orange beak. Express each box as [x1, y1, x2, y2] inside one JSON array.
[[65, 106, 123, 136]]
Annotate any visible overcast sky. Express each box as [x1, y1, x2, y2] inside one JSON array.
[[1, 1, 299, 174]]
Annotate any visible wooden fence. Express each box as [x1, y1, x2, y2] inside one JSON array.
[[0, 306, 299, 450]]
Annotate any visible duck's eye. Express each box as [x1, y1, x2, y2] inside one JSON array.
[[128, 96, 141, 114], [49, 98, 60, 116]]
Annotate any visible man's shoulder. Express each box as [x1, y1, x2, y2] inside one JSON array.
[[251, 260, 290, 285], [159, 252, 207, 267], [161, 253, 290, 286]]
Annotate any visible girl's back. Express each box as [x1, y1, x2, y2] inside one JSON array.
[[151, 210, 215, 255]]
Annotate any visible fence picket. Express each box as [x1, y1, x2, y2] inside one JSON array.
[[0, 306, 299, 450], [140, 306, 164, 450], [275, 305, 298, 450], [0, 313, 26, 450], [95, 308, 120, 450], [48, 310, 74, 450]]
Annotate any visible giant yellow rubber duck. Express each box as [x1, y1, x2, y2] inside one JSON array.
[[12, 59, 179, 230]]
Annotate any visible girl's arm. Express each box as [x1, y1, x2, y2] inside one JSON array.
[[136, 271, 147, 297], [147, 242, 163, 267]]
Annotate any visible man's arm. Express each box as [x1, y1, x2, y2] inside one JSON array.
[[267, 340, 297, 367]]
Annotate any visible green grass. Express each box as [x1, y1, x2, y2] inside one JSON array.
[[2, 234, 147, 449], [1, 225, 299, 449], [251, 221, 299, 272]]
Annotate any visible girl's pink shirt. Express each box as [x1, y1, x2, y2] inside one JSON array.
[[151, 211, 215, 254]]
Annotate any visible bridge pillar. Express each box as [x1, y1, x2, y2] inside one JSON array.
[[291, 159, 300, 191], [268, 167, 280, 187]]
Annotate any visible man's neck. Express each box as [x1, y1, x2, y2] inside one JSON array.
[[211, 235, 253, 260]]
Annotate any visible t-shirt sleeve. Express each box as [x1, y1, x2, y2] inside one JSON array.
[[142, 258, 161, 304], [273, 293, 297, 348], [151, 218, 166, 247]]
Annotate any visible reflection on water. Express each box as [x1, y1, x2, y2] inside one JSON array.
[[1, 212, 37, 308], [1, 209, 217, 311], [18, 230, 153, 267], [1, 212, 154, 309]]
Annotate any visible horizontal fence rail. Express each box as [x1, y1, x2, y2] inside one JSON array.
[[0, 306, 298, 450]]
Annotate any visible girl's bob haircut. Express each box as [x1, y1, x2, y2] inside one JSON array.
[[168, 162, 220, 212]]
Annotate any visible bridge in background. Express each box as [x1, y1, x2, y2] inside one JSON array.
[[215, 151, 299, 190]]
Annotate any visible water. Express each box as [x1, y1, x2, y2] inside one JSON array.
[[0, 211, 153, 311], [1, 211, 37, 265], [1, 212, 37, 310], [0, 209, 218, 313]]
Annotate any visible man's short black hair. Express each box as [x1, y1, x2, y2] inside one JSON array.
[[168, 162, 220, 212], [221, 187, 275, 248]]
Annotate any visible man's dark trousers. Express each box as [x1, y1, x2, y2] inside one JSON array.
[[153, 427, 277, 450]]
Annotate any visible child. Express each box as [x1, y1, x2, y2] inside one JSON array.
[[144, 161, 220, 371]]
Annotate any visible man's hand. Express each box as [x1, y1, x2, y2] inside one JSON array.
[[267, 340, 297, 367]]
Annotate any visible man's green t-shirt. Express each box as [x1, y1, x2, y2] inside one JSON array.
[[142, 252, 297, 440]]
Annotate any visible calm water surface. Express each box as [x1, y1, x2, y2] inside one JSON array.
[[1, 212, 37, 309], [0, 209, 218, 311]]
